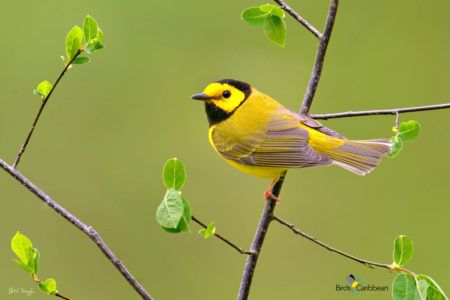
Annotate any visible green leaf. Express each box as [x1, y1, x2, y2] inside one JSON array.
[[199, 221, 215, 239], [263, 15, 286, 47], [29, 248, 39, 275], [393, 235, 414, 265], [387, 135, 404, 158], [399, 120, 420, 142], [181, 196, 191, 222], [60, 56, 67, 65], [392, 274, 417, 300], [259, 4, 285, 18], [38, 278, 57, 295], [242, 7, 269, 26], [13, 259, 33, 273], [66, 26, 83, 60], [417, 278, 429, 300], [85, 42, 104, 54], [179, 196, 191, 232], [11, 231, 33, 266], [84, 21, 104, 54], [176, 216, 190, 233], [161, 195, 191, 233], [163, 158, 186, 190], [72, 57, 91, 64], [96, 27, 104, 44], [33, 80, 52, 98], [162, 226, 182, 233], [417, 275, 448, 300], [83, 15, 98, 44], [156, 188, 184, 228]]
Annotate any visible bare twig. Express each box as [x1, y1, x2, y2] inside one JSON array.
[[273, 0, 321, 39], [191, 216, 254, 255], [301, 0, 339, 115], [310, 103, 450, 120], [54, 293, 72, 300], [0, 158, 153, 300], [12, 49, 83, 169], [237, 172, 286, 300], [272, 216, 416, 276]]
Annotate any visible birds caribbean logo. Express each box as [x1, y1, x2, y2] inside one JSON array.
[[192, 79, 392, 201], [345, 274, 363, 294]]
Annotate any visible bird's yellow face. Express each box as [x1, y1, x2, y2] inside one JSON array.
[[192, 79, 252, 125], [199, 82, 246, 113]]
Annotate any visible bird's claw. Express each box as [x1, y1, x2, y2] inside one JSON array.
[[264, 190, 282, 205]]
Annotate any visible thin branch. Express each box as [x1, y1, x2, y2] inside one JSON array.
[[238, 2, 339, 299], [273, 0, 321, 39], [309, 103, 450, 120], [13, 49, 83, 169], [54, 293, 72, 300], [191, 216, 254, 255], [0, 158, 153, 300], [300, 0, 339, 115], [272, 216, 416, 277], [237, 171, 286, 300]]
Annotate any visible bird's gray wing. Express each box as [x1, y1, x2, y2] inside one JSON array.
[[213, 112, 332, 168]]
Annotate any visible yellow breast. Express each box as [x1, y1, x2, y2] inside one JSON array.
[[207, 91, 288, 179]]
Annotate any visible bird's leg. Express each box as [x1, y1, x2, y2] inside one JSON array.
[[264, 178, 281, 204]]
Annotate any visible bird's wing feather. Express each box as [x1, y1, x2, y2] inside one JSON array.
[[283, 107, 346, 139], [213, 112, 332, 168]]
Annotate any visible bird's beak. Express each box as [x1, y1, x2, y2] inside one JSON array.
[[191, 93, 212, 101]]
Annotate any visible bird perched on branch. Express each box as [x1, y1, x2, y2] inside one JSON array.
[[192, 79, 391, 201]]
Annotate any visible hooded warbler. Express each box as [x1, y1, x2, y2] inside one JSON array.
[[192, 79, 391, 201]]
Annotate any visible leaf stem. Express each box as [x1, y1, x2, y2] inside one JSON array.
[[191, 216, 254, 255], [0, 158, 154, 300], [309, 103, 450, 120], [12, 49, 83, 169]]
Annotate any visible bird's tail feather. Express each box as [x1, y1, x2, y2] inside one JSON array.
[[328, 139, 392, 175]]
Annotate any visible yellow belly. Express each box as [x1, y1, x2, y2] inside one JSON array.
[[222, 157, 287, 179]]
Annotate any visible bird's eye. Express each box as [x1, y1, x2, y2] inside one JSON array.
[[222, 90, 231, 98]]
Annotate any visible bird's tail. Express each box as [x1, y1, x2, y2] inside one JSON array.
[[327, 139, 392, 175]]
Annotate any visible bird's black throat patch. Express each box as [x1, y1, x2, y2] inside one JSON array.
[[204, 79, 252, 126], [204, 101, 233, 126]]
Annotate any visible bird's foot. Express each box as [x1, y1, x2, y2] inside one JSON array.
[[264, 180, 282, 205], [264, 190, 282, 205]]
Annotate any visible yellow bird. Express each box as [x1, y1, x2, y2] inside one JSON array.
[[192, 79, 391, 201]]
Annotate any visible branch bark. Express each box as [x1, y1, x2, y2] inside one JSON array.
[[0, 158, 153, 300], [301, 0, 338, 115], [13, 50, 83, 169], [237, 172, 286, 300], [310, 103, 450, 120], [238, 1, 339, 299]]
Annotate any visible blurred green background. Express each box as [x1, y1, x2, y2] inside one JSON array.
[[1, 0, 449, 299]]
